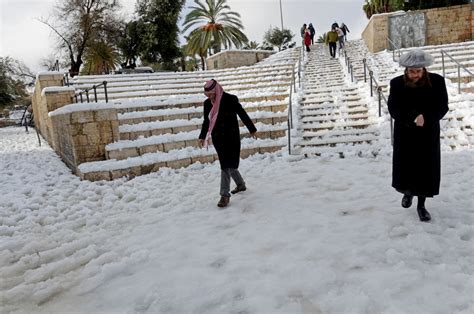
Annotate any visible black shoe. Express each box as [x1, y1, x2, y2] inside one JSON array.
[[217, 196, 230, 208], [231, 185, 246, 194], [417, 206, 431, 222], [401, 195, 413, 208]]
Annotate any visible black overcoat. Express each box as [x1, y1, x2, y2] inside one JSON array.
[[199, 92, 257, 169], [387, 72, 449, 197]]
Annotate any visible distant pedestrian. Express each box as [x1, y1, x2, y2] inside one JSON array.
[[304, 28, 311, 52], [325, 27, 338, 58], [199, 79, 257, 208], [387, 50, 449, 222], [340, 23, 350, 41], [300, 23, 307, 38], [308, 23, 316, 45], [336, 27, 345, 50]]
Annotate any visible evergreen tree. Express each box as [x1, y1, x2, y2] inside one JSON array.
[[135, 0, 185, 70], [263, 27, 294, 51]]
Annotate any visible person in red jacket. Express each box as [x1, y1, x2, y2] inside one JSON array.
[[304, 28, 311, 52], [199, 79, 257, 208]]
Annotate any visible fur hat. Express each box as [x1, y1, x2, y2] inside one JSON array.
[[399, 49, 434, 68]]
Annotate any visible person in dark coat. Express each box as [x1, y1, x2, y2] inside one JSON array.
[[340, 23, 350, 41], [308, 23, 316, 45], [199, 79, 257, 208], [387, 50, 449, 222]]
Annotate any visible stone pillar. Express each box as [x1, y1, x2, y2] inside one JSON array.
[[49, 105, 119, 172], [41, 87, 76, 148], [32, 72, 66, 141]]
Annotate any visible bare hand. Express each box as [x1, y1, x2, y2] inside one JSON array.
[[198, 138, 205, 147], [415, 114, 424, 127], [250, 132, 257, 139]]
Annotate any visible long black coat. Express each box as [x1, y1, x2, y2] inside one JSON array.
[[199, 92, 257, 169], [387, 72, 449, 197]]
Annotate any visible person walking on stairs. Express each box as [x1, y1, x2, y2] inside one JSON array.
[[199, 79, 257, 208], [340, 23, 350, 41], [308, 23, 316, 45], [304, 28, 311, 52], [387, 50, 449, 222], [325, 27, 338, 58]]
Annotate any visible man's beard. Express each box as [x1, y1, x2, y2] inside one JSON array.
[[405, 75, 428, 88]]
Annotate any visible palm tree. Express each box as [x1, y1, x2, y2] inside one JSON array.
[[317, 34, 326, 44], [183, 0, 248, 69], [81, 41, 121, 75], [243, 41, 260, 50]]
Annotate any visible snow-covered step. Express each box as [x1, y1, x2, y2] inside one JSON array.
[[302, 126, 379, 139], [106, 125, 288, 160], [77, 138, 287, 181], [90, 85, 290, 102], [301, 119, 378, 132], [113, 93, 289, 113], [301, 113, 371, 123], [117, 100, 288, 125], [72, 63, 295, 85], [300, 106, 368, 117], [118, 115, 288, 141], [299, 133, 378, 147]]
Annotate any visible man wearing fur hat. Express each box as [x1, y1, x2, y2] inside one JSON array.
[[387, 49, 449, 222]]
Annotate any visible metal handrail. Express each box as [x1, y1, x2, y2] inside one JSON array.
[[361, 58, 385, 117], [441, 49, 474, 94], [73, 81, 109, 103], [362, 58, 393, 144], [343, 50, 354, 83], [386, 37, 402, 62], [287, 63, 297, 155]]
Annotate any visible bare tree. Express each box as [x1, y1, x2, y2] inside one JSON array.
[[39, 0, 123, 77]]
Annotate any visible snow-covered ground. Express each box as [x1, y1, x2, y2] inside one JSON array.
[[1, 127, 473, 313]]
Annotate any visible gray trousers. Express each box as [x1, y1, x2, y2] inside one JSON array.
[[220, 168, 245, 197]]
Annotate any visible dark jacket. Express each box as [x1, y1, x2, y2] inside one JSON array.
[[199, 92, 257, 169], [387, 72, 449, 197], [308, 24, 315, 37]]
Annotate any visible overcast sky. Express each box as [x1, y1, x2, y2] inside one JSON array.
[[0, 0, 368, 72]]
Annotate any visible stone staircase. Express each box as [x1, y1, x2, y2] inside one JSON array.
[[294, 44, 381, 157], [67, 49, 301, 180], [343, 39, 474, 150], [45, 41, 472, 181]]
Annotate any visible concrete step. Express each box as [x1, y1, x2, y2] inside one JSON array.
[[302, 126, 379, 140], [300, 119, 378, 132], [301, 113, 370, 123], [299, 132, 378, 147], [118, 100, 288, 125], [77, 139, 287, 181], [106, 125, 288, 160]]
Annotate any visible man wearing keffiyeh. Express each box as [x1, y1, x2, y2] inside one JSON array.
[[199, 79, 257, 208]]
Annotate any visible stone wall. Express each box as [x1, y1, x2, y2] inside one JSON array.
[[50, 105, 119, 172], [32, 73, 72, 143], [424, 4, 473, 45], [361, 14, 390, 53], [362, 3, 473, 52], [206, 50, 275, 70]]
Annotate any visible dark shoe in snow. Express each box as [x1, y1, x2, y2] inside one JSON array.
[[417, 206, 431, 222], [217, 196, 230, 208], [401, 195, 414, 208], [231, 185, 246, 194]]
